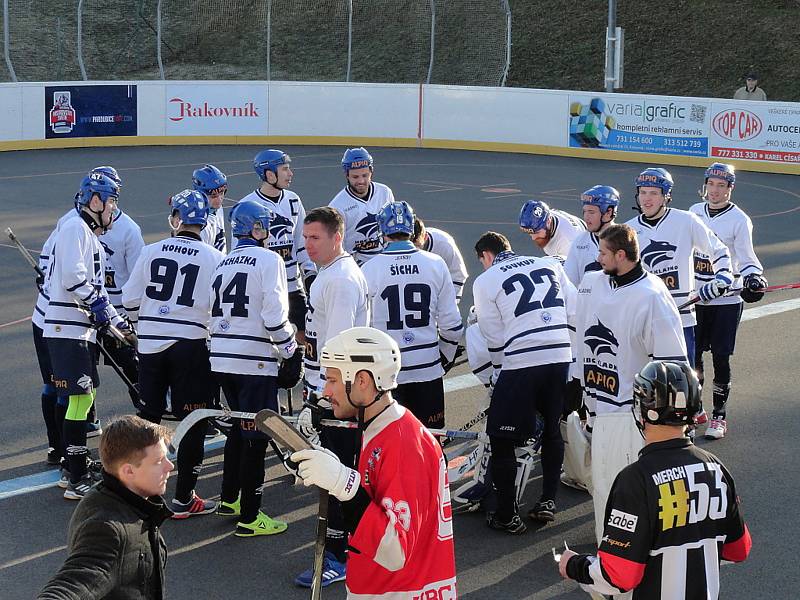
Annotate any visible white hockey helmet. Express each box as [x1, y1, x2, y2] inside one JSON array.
[[320, 327, 401, 392]]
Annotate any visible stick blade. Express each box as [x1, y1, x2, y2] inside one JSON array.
[[254, 409, 313, 453]]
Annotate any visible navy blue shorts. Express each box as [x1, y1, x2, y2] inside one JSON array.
[[696, 303, 743, 356], [46, 337, 99, 396], [138, 339, 213, 420], [289, 290, 307, 333], [487, 362, 569, 442], [683, 326, 696, 368], [394, 378, 445, 429], [217, 372, 278, 439], [32, 323, 54, 387]]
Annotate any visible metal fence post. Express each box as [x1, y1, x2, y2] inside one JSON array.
[[3, 0, 17, 82], [500, 0, 511, 86], [77, 0, 87, 80], [156, 0, 164, 79], [345, 0, 352, 82], [266, 0, 271, 80], [426, 0, 435, 84]]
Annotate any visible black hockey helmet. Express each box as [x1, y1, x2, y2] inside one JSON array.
[[633, 361, 701, 429]]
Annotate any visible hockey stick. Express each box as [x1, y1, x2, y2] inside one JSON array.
[[253, 409, 326, 600], [678, 281, 800, 310], [442, 410, 487, 448]]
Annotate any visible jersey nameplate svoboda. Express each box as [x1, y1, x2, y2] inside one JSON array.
[[329, 182, 395, 265], [122, 235, 223, 354]]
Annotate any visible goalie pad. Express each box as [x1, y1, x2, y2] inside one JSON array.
[[560, 411, 592, 494]]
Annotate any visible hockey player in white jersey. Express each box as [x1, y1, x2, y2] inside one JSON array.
[[564, 185, 620, 285], [294, 206, 369, 588], [472, 231, 576, 533], [210, 200, 299, 536], [362, 201, 463, 430], [412, 215, 468, 304], [625, 167, 732, 368], [519, 199, 585, 258], [690, 163, 767, 440], [576, 223, 687, 544], [329, 147, 395, 265], [123, 189, 223, 518], [193, 164, 228, 254], [240, 149, 315, 344], [43, 173, 132, 499]]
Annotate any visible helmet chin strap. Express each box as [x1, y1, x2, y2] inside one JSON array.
[[81, 203, 111, 234], [345, 381, 386, 464]]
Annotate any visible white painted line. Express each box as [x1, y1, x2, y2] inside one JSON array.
[[444, 372, 482, 394], [741, 298, 800, 322]]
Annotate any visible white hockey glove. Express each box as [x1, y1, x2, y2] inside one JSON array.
[[698, 275, 731, 303], [291, 447, 360, 501]]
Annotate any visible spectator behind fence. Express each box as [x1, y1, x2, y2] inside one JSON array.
[[39, 415, 173, 600], [734, 71, 767, 101]]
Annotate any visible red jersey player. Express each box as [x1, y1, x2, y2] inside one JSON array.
[[292, 326, 457, 599]]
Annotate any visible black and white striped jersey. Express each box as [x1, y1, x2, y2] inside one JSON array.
[[568, 438, 751, 599], [122, 232, 223, 354], [362, 241, 463, 384], [208, 241, 296, 377]]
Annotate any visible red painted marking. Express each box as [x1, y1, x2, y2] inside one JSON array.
[[0, 315, 31, 329]]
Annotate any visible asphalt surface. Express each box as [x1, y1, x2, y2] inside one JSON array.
[[0, 146, 798, 599]]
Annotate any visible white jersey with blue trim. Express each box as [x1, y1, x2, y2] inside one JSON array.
[[329, 182, 395, 265], [689, 202, 763, 306], [99, 209, 145, 313], [304, 253, 369, 394], [209, 241, 296, 377], [626, 208, 732, 327], [575, 269, 687, 419], [43, 215, 124, 343], [362, 241, 464, 384], [422, 227, 468, 304], [200, 207, 227, 254], [564, 231, 602, 286], [543, 210, 586, 258], [239, 189, 315, 293], [122, 233, 223, 354], [472, 252, 576, 374], [32, 210, 76, 328]]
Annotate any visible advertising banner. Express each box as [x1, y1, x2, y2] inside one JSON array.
[[165, 84, 267, 135], [709, 102, 800, 163], [45, 85, 137, 139], [568, 94, 710, 157]]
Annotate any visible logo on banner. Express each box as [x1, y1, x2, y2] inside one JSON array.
[[49, 92, 76, 134], [168, 97, 260, 122], [712, 109, 762, 141]]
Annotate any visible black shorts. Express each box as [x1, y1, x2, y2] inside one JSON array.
[[487, 362, 569, 442], [138, 339, 213, 420], [289, 290, 307, 333], [696, 303, 743, 356], [393, 379, 445, 429], [217, 372, 278, 439], [46, 337, 99, 396], [32, 323, 54, 387]]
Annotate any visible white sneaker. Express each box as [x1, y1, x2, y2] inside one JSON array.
[[560, 472, 589, 493], [705, 418, 727, 440]]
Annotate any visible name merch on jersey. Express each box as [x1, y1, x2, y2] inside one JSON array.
[[583, 318, 620, 398], [640, 239, 680, 291]]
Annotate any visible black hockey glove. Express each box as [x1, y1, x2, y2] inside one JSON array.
[[35, 271, 45, 293], [277, 347, 304, 389], [304, 273, 317, 294], [740, 273, 768, 303]]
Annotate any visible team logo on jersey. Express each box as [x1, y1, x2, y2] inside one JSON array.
[[158, 305, 170, 315], [402, 331, 415, 344], [77, 374, 93, 392], [218, 319, 230, 331], [354, 213, 382, 252], [541, 311, 552, 324], [269, 213, 294, 240], [641, 240, 677, 269], [693, 254, 714, 277], [585, 320, 618, 357]]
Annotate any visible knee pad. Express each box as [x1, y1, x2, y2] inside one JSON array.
[[65, 394, 94, 421]]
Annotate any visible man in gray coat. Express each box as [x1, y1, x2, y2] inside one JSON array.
[[39, 415, 173, 599]]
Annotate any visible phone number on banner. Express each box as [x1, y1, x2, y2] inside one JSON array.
[[600, 132, 708, 156], [712, 147, 800, 163]]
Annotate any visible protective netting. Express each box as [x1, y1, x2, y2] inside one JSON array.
[[81, 0, 160, 79]]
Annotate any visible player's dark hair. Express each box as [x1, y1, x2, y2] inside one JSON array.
[[386, 232, 412, 242], [99, 415, 171, 475], [475, 231, 511, 257], [412, 216, 426, 246], [599, 223, 639, 262], [305, 206, 345, 237]]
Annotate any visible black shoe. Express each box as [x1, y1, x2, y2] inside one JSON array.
[[528, 499, 556, 522], [486, 512, 527, 534], [46, 448, 62, 466]]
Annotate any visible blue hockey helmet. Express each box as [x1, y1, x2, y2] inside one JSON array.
[[519, 200, 551, 233], [377, 201, 415, 237], [581, 185, 620, 216], [230, 200, 272, 238], [169, 189, 209, 228], [254, 149, 291, 181], [635, 168, 674, 199], [341, 147, 374, 174], [90, 166, 122, 188], [704, 162, 735, 186], [192, 164, 227, 193], [76, 173, 120, 207]]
